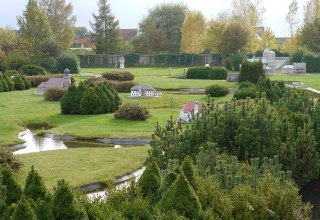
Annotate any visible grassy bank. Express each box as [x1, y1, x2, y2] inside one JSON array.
[[15, 146, 149, 190]]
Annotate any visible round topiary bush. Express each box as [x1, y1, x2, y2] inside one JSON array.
[[114, 103, 150, 120], [55, 54, 80, 74], [44, 87, 68, 101], [208, 67, 228, 80], [205, 84, 229, 97], [20, 65, 46, 76]]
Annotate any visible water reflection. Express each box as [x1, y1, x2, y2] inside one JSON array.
[[13, 129, 67, 155], [87, 167, 146, 200]]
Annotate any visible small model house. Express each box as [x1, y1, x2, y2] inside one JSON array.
[[37, 69, 71, 94], [130, 84, 159, 97], [180, 101, 203, 122]]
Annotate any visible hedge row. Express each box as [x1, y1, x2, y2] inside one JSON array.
[[101, 71, 135, 81], [0, 53, 80, 74], [25, 74, 75, 87], [186, 67, 228, 79], [79, 53, 223, 68], [290, 49, 320, 73], [84, 77, 136, 93]]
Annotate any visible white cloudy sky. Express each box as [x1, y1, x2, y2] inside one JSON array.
[[0, 0, 308, 37]]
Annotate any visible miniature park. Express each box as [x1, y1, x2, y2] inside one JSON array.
[[1, 0, 320, 219]]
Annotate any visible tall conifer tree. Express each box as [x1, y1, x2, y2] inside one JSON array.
[[90, 0, 121, 54]]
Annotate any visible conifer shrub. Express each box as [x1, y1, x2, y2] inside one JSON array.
[[55, 54, 80, 74], [44, 87, 68, 101], [121, 196, 153, 219], [238, 60, 265, 84], [80, 87, 103, 114], [0, 80, 3, 92], [4, 70, 20, 77], [10, 196, 37, 220], [181, 156, 198, 190], [60, 83, 121, 115], [157, 173, 202, 219], [23, 166, 48, 201], [114, 103, 150, 120], [0, 146, 23, 171], [205, 84, 229, 97], [53, 179, 87, 219], [0, 77, 8, 92], [3, 74, 14, 91], [102, 71, 135, 81], [22, 75, 31, 89], [13, 75, 25, 90], [20, 65, 46, 76], [137, 161, 161, 199], [0, 166, 22, 205]]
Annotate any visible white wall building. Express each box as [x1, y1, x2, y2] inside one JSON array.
[[130, 84, 159, 97]]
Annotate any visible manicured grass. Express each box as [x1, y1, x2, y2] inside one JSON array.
[[2, 89, 230, 146], [269, 74, 320, 90], [15, 146, 149, 190], [81, 67, 238, 89]]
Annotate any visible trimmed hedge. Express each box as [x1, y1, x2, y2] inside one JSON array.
[[84, 77, 136, 93], [44, 87, 68, 101], [302, 51, 320, 73], [205, 84, 229, 97], [20, 65, 46, 76], [238, 60, 265, 84], [25, 74, 75, 87], [114, 103, 150, 120], [186, 67, 228, 80], [101, 71, 135, 81]]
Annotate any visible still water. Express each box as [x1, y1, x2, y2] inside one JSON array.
[[13, 129, 67, 155]]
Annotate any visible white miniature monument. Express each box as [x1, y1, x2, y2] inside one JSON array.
[[119, 56, 125, 72]]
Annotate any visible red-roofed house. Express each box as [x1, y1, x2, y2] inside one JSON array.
[[180, 101, 203, 122]]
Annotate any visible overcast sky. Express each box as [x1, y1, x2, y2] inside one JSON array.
[[0, 0, 308, 37]]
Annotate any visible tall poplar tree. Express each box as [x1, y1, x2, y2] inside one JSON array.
[[40, 0, 76, 51], [180, 11, 206, 53], [90, 0, 121, 54], [17, 0, 52, 55]]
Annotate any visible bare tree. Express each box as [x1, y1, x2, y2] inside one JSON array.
[[286, 0, 299, 38]]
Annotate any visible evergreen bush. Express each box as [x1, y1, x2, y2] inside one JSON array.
[[80, 87, 103, 114], [302, 51, 320, 73], [23, 166, 48, 201], [3, 74, 14, 91], [20, 65, 46, 76], [55, 54, 80, 74], [44, 87, 68, 101], [238, 60, 265, 84], [114, 103, 150, 120], [10, 196, 37, 220], [208, 67, 228, 79], [60, 85, 83, 114], [181, 156, 198, 190], [102, 71, 135, 81], [110, 81, 136, 93], [13, 75, 25, 90], [290, 48, 305, 63], [0, 80, 3, 92], [0, 146, 23, 171], [205, 84, 229, 97], [137, 161, 161, 199], [31, 57, 56, 72], [0, 166, 22, 205], [22, 75, 31, 89], [157, 173, 202, 219], [0, 76, 9, 92]]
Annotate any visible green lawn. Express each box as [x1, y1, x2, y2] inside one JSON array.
[[15, 146, 149, 190], [269, 74, 320, 90], [81, 67, 238, 89]]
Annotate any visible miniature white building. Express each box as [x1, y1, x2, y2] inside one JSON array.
[[263, 42, 276, 74], [180, 101, 203, 122], [130, 84, 159, 97], [282, 63, 306, 74]]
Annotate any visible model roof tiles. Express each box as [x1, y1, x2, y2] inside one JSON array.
[[182, 102, 203, 113]]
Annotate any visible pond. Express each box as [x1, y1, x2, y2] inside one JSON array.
[[13, 129, 150, 154]]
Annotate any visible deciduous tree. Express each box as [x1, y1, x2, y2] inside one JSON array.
[[40, 0, 76, 51], [17, 0, 53, 56], [286, 0, 300, 38], [138, 3, 188, 54], [180, 11, 206, 53]]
